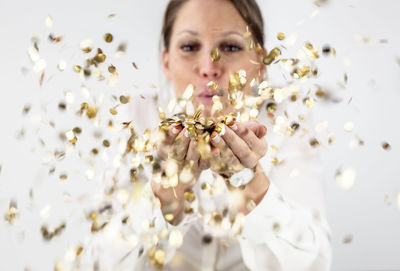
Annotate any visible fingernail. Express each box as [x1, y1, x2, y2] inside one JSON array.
[[211, 133, 221, 144], [172, 126, 181, 134], [231, 123, 238, 131], [184, 130, 189, 137]]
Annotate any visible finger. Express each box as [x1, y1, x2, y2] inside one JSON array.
[[232, 121, 267, 139], [199, 159, 209, 171], [219, 125, 259, 168], [210, 131, 242, 171], [227, 121, 268, 158], [186, 139, 200, 165], [170, 128, 191, 161], [157, 125, 184, 160], [165, 124, 183, 144], [241, 122, 267, 138]]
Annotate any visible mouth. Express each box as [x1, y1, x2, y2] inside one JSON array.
[[196, 88, 221, 105]]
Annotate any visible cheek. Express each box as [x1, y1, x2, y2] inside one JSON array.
[[170, 60, 195, 96]]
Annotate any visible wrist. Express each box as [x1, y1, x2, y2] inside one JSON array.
[[243, 162, 270, 205]]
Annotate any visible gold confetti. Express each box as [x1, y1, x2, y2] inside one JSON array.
[[119, 95, 129, 104], [41, 222, 66, 241], [343, 234, 353, 244], [4, 201, 18, 223], [108, 65, 116, 73], [207, 81, 219, 91], [184, 205, 194, 214], [86, 105, 98, 119], [266, 102, 277, 113], [304, 42, 319, 59], [210, 48, 221, 62], [349, 136, 364, 149], [104, 33, 113, 43], [115, 43, 127, 57], [263, 47, 281, 65], [109, 107, 118, 115], [164, 213, 174, 222], [57, 102, 66, 111], [73, 65, 82, 72], [22, 104, 31, 115], [292, 66, 311, 79], [80, 39, 93, 53], [93, 48, 106, 63], [243, 31, 252, 39], [277, 32, 285, 40], [304, 97, 315, 108], [59, 173, 68, 181], [154, 249, 166, 266], [272, 222, 281, 233], [309, 138, 320, 147], [184, 191, 195, 202], [48, 33, 63, 43], [102, 140, 110, 147], [76, 246, 83, 256], [91, 221, 108, 233], [381, 141, 391, 151], [132, 62, 138, 69], [72, 127, 82, 134]]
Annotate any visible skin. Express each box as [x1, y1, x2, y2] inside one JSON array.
[[152, 0, 270, 223]]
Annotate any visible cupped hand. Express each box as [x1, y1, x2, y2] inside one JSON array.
[[208, 121, 268, 177], [156, 124, 208, 187]]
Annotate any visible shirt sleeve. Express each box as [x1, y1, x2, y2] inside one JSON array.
[[238, 134, 332, 271]]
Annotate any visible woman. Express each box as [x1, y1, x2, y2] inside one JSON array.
[[130, 0, 332, 270]]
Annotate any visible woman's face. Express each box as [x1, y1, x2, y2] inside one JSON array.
[[162, 0, 265, 116]]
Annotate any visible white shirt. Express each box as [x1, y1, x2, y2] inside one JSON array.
[[86, 95, 332, 271]]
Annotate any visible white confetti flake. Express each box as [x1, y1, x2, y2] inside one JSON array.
[[335, 167, 356, 191]]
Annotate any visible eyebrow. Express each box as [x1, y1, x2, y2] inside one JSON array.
[[176, 29, 243, 37]]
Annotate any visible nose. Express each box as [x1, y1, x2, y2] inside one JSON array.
[[198, 49, 222, 80]]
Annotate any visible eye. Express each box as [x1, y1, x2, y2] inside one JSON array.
[[180, 43, 199, 52], [221, 43, 242, 52]]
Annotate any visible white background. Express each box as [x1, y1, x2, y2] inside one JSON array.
[[0, 0, 399, 270]]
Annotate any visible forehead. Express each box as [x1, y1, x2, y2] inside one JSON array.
[[171, 0, 247, 37]]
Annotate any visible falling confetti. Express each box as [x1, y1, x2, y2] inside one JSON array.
[[381, 141, 391, 151], [45, 15, 53, 28], [343, 121, 355, 132], [343, 234, 353, 244], [335, 167, 356, 191], [10, 16, 366, 270], [277, 32, 285, 40], [104, 33, 113, 43], [210, 48, 221, 62]]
